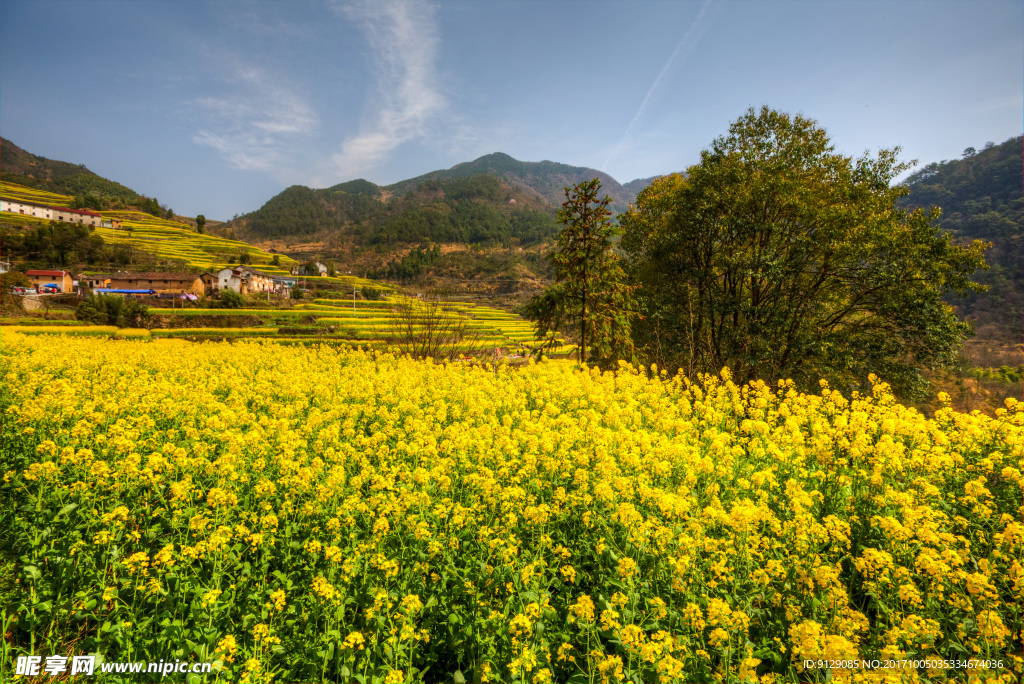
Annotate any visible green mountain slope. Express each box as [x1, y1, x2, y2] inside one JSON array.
[[231, 153, 666, 242], [236, 172, 562, 246], [899, 135, 1023, 340], [623, 176, 660, 196], [1, 137, 140, 203], [239, 184, 385, 238], [385, 152, 651, 214]]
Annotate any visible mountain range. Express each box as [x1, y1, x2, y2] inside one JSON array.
[[222, 152, 662, 243]]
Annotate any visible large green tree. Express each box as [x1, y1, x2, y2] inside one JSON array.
[[525, 178, 636, 365], [621, 106, 988, 398]]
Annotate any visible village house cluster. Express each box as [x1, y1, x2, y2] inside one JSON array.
[[207, 265, 295, 295], [3, 200, 296, 297], [1, 199, 123, 228], [11, 265, 295, 297], [85, 266, 295, 296]]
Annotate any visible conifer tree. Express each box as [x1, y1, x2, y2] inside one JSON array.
[[526, 179, 637, 365]]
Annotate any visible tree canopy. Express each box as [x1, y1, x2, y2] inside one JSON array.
[[0, 222, 131, 267], [620, 106, 988, 398]]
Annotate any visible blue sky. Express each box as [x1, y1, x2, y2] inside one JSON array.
[[2, 0, 1021, 220]]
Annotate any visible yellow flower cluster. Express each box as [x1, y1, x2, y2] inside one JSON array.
[[2, 332, 1021, 683]]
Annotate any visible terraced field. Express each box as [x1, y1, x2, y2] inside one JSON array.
[[1, 181, 297, 272], [0, 182, 74, 207], [1, 180, 567, 353], [1, 297, 574, 356]]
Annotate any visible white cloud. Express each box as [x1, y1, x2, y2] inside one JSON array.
[[328, 0, 445, 178], [192, 65, 318, 172]]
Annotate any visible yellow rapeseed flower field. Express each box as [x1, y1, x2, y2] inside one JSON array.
[[1, 332, 1021, 683]]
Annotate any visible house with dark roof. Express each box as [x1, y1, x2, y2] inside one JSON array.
[[107, 272, 204, 294], [78, 273, 112, 289]]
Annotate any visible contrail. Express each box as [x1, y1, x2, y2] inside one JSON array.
[[601, 0, 723, 172]]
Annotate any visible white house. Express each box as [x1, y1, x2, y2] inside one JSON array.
[[0, 200, 104, 226], [215, 267, 249, 294], [215, 266, 286, 294], [2, 200, 54, 220]]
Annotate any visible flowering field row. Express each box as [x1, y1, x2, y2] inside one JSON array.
[[2, 325, 121, 336], [142, 299, 562, 350], [0, 319, 86, 326], [1, 332, 1020, 683], [0, 212, 57, 229], [0, 182, 294, 270], [150, 328, 280, 338], [147, 309, 316, 318], [0, 181, 74, 207]]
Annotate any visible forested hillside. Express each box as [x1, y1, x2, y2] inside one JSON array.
[[386, 152, 654, 215], [899, 135, 1023, 340], [1, 137, 176, 218], [239, 183, 384, 237], [236, 173, 561, 246], [227, 153, 663, 242], [2, 137, 140, 201]]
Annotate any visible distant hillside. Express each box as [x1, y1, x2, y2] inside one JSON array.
[[386, 152, 656, 214], [229, 152, 665, 243], [237, 184, 384, 238], [235, 173, 560, 247], [0, 136, 187, 221], [1, 137, 140, 204], [623, 176, 660, 196], [899, 135, 1023, 340]]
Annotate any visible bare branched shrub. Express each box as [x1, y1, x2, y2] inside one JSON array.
[[384, 298, 486, 362]]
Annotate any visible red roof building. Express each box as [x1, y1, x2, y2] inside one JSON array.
[[52, 206, 101, 217], [25, 270, 74, 292], [25, 270, 70, 277]]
